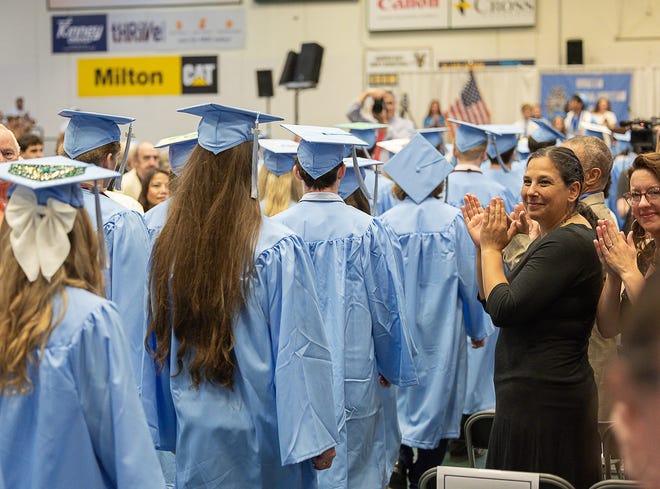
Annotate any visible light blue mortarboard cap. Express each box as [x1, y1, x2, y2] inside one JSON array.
[[281, 124, 368, 179], [154, 132, 198, 176], [59, 110, 135, 159], [336, 122, 388, 148], [383, 133, 453, 204], [581, 121, 611, 140], [178, 103, 283, 155], [338, 156, 383, 199], [417, 127, 449, 148], [178, 103, 284, 198], [447, 118, 489, 152], [483, 124, 524, 158], [0, 156, 119, 208], [530, 117, 567, 143], [258, 139, 299, 176]]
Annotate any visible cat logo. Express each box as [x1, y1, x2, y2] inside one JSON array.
[[182, 56, 218, 94]]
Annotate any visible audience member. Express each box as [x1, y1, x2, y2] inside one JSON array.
[[137, 168, 170, 213], [514, 103, 537, 136], [0, 125, 20, 222], [121, 141, 160, 200], [142, 104, 338, 488], [0, 159, 164, 489], [18, 133, 44, 159], [462, 145, 603, 489], [607, 270, 660, 489], [346, 89, 415, 142], [381, 134, 490, 489], [594, 152, 659, 338], [423, 99, 446, 128], [275, 124, 417, 489], [552, 115, 566, 135]]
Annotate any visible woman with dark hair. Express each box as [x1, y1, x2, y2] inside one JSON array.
[[594, 152, 660, 338], [462, 145, 603, 488], [142, 104, 338, 488], [0, 158, 164, 489], [564, 94, 593, 137], [138, 167, 170, 212]]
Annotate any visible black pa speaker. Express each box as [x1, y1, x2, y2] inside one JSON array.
[[566, 39, 583, 65], [279, 51, 298, 86], [256, 70, 274, 98], [294, 42, 324, 86]]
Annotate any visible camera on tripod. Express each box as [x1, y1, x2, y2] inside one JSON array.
[[619, 118, 659, 154]]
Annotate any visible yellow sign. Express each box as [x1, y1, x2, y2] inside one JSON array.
[[78, 56, 181, 96], [368, 73, 398, 86]]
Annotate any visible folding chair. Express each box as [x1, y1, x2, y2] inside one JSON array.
[[418, 467, 576, 489], [601, 423, 625, 479], [589, 480, 640, 489], [464, 409, 495, 468]]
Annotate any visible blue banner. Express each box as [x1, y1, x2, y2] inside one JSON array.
[[52, 15, 107, 53], [540, 73, 631, 123]]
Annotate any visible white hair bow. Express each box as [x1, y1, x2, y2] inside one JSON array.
[[5, 186, 77, 282]]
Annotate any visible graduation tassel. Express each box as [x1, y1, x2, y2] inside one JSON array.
[[492, 134, 510, 173], [372, 163, 379, 217], [351, 145, 372, 202], [251, 115, 260, 200], [108, 122, 133, 191], [92, 181, 109, 270]]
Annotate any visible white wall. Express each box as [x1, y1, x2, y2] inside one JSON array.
[[2, 0, 660, 149]]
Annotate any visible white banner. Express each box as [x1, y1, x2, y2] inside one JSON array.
[[368, 0, 535, 32], [107, 9, 244, 51], [368, 0, 449, 32], [449, 0, 536, 28], [49, 0, 237, 8], [366, 49, 433, 74]]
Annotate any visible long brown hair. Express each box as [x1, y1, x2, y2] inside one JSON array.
[[629, 152, 660, 273], [0, 208, 103, 395], [148, 142, 262, 389], [257, 165, 301, 217]]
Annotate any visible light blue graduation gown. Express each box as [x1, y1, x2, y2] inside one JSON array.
[[274, 193, 418, 489], [364, 169, 398, 216], [381, 197, 493, 448], [0, 287, 165, 489], [481, 160, 525, 201], [444, 169, 515, 414], [607, 152, 636, 229], [83, 190, 151, 387], [141, 218, 339, 489], [144, 197, 171, 244]]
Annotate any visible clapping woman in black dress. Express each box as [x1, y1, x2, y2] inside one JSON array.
[[462, 146, 603, 489]]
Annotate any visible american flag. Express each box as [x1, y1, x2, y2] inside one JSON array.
[[446, 70, 491, 125]]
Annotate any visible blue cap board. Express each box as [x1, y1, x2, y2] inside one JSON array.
[[376, 138, 410, 156], [417, 127, 449, 148], [336, 122, 388, 148], [154, 132, 198, 176], [281, 124, 368, 179], [383, 133, 453, 204], [338, 156, 383, 199], [59, 109, 135, 160], [0, 156, 119, 207], [482, 124, 524, 158], [258, 139, 299, 176], [530, 117, 567, 143], [447, 118, 489, 152], [580, 121, 611, 140], [178, 103, 283, 155]]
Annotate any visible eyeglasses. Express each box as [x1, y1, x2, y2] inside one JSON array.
[[623, 187, 660, 205]]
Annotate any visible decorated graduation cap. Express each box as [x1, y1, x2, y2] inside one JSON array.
[[0, 156, 119, 282], [417, 127, 449, 148], [447, 119, 489, 152], [376, 138, 410, 156], [258, 139, 299, 176], [383, 133, 453, 204], [154, 132, 198, 177], [580, 121, 612, 140], [336, 122, 388, 151], [530, 117, 567, 144], [338, 156, 383, 200], [178, 103, 283, 198]]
